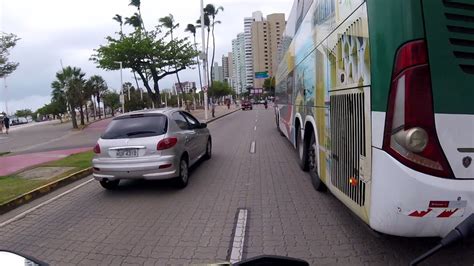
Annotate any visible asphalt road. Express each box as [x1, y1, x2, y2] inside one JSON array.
[[0, 106, 472, 265], [0, 119, 112, 155]]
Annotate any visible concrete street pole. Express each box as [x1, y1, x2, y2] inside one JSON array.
[[201, 0, 208, 121], [115, 61, 125, 113], [3, 77, 8, 115]]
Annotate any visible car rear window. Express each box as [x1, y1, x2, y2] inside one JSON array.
[[101, 114, 167, 139]]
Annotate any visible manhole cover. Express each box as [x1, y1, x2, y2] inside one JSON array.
[[19, 167, 75, 180]]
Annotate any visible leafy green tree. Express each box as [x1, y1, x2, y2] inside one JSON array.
[[123, 82, 153, 111], [15, 109, 32, 118], [263, 77, 275, 96], [0, 33, 20, 78], [51, 66, 86, 128], [204, 4, 224, 88], [208, 80, 233, 98], [92, 21, 198, 107], [103, 91, 121, 117], [86, 75, 108, 119]]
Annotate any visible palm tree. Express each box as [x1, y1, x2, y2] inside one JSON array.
[[51, 66, 86, 129], [160, 14, 185, 106], [159, 14, 179, 39], [87, 75, 108, 119], [129, 0, 146, 31], [196, 14, 211, 86], [204, 4, 224, 89], [113, 14, 124, 36], [125, 13, 142, 29], [185, 23, 202, 108]]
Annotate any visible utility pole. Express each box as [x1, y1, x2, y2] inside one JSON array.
[[200, 0, 208, 120], [114, 61, 125, 113], [3, 77, 8, 115]]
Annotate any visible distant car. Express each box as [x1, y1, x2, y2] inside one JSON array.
[[242, 100, 253, 110], [92, 108, 212, 189], [258, 100, 266, 104]]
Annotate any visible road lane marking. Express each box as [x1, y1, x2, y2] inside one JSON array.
[[230, 209, 248, 264], [250, 141, 256, 154], [0, 178, 94, 228], [254, 126, 257, 131]]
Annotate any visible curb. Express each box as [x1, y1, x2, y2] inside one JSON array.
[[206, 108, 242, 124], [0, 167, 92, 215]]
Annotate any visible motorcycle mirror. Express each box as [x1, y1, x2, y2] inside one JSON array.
[[410, 214, 474, 265], [0, 250, 48, 266]]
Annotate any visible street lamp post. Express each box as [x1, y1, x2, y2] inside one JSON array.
[[3, 77, 8, 115], [200, 0, 209, 121], [114, 61, 125, 113]]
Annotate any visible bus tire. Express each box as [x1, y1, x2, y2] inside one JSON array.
[[276, 114, 285, 136], [297, 125, 309, 171], [309, 133, 327, 192]]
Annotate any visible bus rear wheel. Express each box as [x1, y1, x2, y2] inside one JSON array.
[[297, 126, 309, 171], [308, 133, 327, 192]]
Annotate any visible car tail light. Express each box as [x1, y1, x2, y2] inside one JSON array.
[[93, 143, 101, 154], [383, 40, 453, 178], [157, 137, 178, 150]]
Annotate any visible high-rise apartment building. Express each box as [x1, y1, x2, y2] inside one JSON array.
[[211, 62, 224, 82], [222, 55, 229, 81], [251, 13, 286, 89], [232, 33, 245, 94]]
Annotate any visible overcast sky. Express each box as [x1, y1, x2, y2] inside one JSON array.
[[0, 0, 291, 113]]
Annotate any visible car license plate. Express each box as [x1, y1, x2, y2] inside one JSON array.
[[116, 149, 139, 158]]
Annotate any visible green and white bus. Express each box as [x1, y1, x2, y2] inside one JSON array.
[[275, 0, 473, 237]]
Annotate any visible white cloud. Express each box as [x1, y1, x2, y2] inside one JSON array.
[[0, 0, 291, 111]]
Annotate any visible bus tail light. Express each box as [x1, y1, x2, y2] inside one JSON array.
[[383, 40, 454, 178]]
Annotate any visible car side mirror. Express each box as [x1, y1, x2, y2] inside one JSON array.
[[199, 122, 207, 129]]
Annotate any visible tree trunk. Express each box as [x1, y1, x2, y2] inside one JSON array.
[[210, 21, 216, 89], [85, 104, 89, 123], [70, 105, 78, 129], [97, 93, 102, 119], [206, 28, 211, 86], [92, 96, 96, 120], [79, 105, 85, 126]]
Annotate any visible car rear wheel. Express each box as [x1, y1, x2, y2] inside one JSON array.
[[175, 157, 189, 188], [309, 134, 327, 192], [204, 138, 212, 160], [100, 179, 120, 190]]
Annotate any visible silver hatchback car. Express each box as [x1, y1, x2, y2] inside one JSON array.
[[92, 108, 211, 189]]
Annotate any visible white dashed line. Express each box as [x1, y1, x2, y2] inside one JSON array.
[[230, 209, 248, 264], [250, 141, 256, 154], [0, 178, 94, 228], [254, 126, 257, 131]]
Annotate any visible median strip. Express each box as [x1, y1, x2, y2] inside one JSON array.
[[0, 151, 94, 214]]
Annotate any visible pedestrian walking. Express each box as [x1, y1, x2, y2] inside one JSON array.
[[0, 115, 3, 134], [211, 100, 216, 118], [3, 113, 9, 134]]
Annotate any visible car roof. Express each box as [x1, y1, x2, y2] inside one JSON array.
[[114, 108, 180, 119]]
